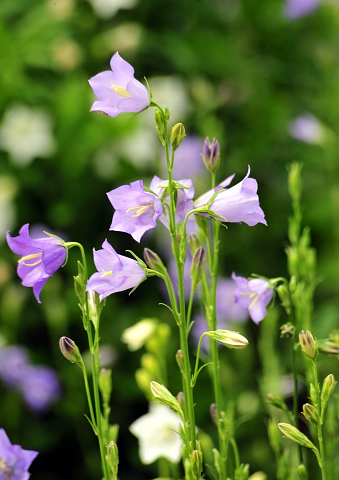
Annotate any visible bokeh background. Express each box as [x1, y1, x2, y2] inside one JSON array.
[[1, 0, 339, 478]]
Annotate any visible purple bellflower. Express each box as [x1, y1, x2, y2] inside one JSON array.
[[6, 224, 66, 303], [0, 428, 38, 480], [194, 167, 266, 227], [86, 240, 146, 301], [149, 176, 195, 227], [20, 366, 61, 413], [232, 273, 273, 324], [89, 52, 150, 117], [107, 180, 163, 242], [283, 0, 320, 19]]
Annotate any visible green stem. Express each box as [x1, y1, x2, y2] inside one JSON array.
[[312, 359, 327, 480], [291, 341, 301, 464]]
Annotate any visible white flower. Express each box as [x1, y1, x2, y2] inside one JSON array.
[[121, 319, 158, 351], [87, 0, 138, 19], [129, 403, 183, 464], [289, 114, 325, 144], [0, 105, 55, 166]]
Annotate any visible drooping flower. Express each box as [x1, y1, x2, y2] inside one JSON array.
[[86, 240, 146, 300], [194, 167, 266, 227], [6, 224, 66, 303], [107, 180, 163, 242], [88, 52, 149, 117], [149, 176, 195, 227], [0, 429, 38, 480], [129, 403, 183, 464], [232, 273, 273, 324]]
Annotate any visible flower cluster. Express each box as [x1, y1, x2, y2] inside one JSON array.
[[0, 345, 61, 412]]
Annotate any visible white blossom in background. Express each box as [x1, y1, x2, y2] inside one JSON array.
[[121, 319, 158, 351], [289, 113, 325, 144], [0, 105, 55, 166], [0, 176, 17, 241], [130, 403, 183, 464], [87, 0, 138, 19]]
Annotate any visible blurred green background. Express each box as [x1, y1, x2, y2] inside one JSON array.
[[1, 0, 339, 478]]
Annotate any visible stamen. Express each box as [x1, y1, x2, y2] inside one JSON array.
[[126, 204, 153, 218], [0, 457, 12, 478], [101, 270, 113, 278], [112, 85, 132, 98], [239, 291, 259, 309], [18, 253, 42, 267], [248, 294, 259, 310]]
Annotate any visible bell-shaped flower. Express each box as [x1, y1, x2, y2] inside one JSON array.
[[0, 428, 38, 480], [194, 167, 266, 227], [86, 240, 146, 301], [88, 52, 150, 117], [232, 273, 273, 324], [107, 180, 163, 242], [149, 176, 195, 228], [6, 224, 66, 303], [129, 403, 183, 464]]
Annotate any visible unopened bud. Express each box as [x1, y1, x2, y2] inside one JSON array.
[[248, 472, 266, 480], [210, 403, 218, 425], [297, 464, 308, 480], [170, 123, 185, 151], [176, 392, 185, 411], [150, 381, 183, 417], [276, 285, 291, 315], [59, 337, 82, 365], [155, 109, 166, 146], [302, 403, 318, 426], [191, 247, 206, 291], [278, 423, 316, 449], [143, 248, 167, 276], [280, 322, 295, 338], [190, 449, 203, 478], [206, 330, 248, 349], [267, 394, 287, 411], [99, 368, 112, 405], [107, 441, 119, 478], [288, 162, 303, 203], [299, 330, 317, 359], [176, 350, 185, 376], [188, 233, 201, 256], [202, 137, 220, 172], [321, 374, 336, 409], [74, 274, 86, 305]]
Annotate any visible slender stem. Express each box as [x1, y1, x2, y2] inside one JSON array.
[[291, 341, 301, 464], [312, 360, 327, 480]]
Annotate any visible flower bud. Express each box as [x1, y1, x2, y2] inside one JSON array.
[[176, 391, 185, 411], [202, 137, 220, 172], [99, 368, 112, 405], [302, 403, 318, 426], [267, 419, 281, 457], [276, 284, 291, 315], [170, 123, 185, 151], [299, 330, 317, 359], [107, 441, 119, 478], [321, 374, 336, 409], [188, 233, 201, 256], [267, 394, 287, 411], [190, 449, 203, 478], [191, 247, 206, 291], [278, 423, 316, 449], [150, 381, 183, 417], [155, 109, 166, 146], [74, 274, 86, 305], [59, 336, 82, 365], [143, 248, 167, 276], [206, 330, 248, 349], [297, 464, 308, 480], [210, 403, 218, 425], [288, 162, 302, 203], [176, 350, 185, 376]]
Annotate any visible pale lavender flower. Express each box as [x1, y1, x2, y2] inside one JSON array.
[[232, 273, 273, 324], [20, 365, 61, 412], [89, 52, 149, 117], [283, 0, 320, 19], [107, 180, 163, 242], [0, 346, 29, 388], [6, 224, 66, 303], [195, 167, 266, 227], [86, 240, 146, 300], [0, 428, 38, 480], [149, 176, 195, 228], [161, 135, 205, 179], [289, 114, 325, 144]]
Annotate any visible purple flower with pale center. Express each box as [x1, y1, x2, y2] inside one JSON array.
[[232, 273, 273, 324], [6, 224, 66, 303], [20, 365, 61, 412], [194, 167, 266, 227], [89, 52, 149, 117], [283, 0, 320, 19], [0, 429, 38, 480], [86, 240, 146, 301], [107, 180, 163, 242], [149, 176, 195, 228]]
